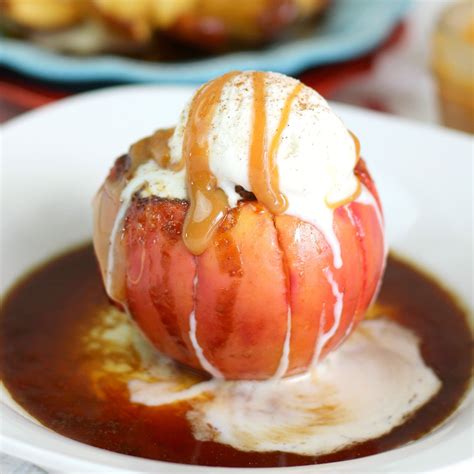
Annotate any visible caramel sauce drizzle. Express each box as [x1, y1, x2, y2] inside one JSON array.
[[181, 71, 240, 255], [326, 131, 362, 209], [129, 136, 152, 172], [148, 128, 174, 169], [141, 72, 362, 257], [130, 128, 185, 172], [249, 72, 302, 215], [349, 131, 360, 164]]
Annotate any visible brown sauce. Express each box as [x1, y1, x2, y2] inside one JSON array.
[[0, 243, 472, 468]]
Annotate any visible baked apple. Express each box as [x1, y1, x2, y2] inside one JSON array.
[[93, 71, 386, 380]]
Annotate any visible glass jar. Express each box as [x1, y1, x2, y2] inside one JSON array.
[[432, 1, 474, 134]]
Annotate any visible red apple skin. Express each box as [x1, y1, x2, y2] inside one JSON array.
[[124, 197, 200, 368], [120, 159, 385, 380], [195, 204, 288, 378]]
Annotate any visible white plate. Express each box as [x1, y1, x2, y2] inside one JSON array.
[[0, 85, 472, 473]]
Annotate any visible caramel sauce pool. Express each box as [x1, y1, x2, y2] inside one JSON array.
[[0, 244, 472, 468]]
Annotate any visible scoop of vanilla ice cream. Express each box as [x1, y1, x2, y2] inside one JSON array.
[[168, 71, 359, 266]]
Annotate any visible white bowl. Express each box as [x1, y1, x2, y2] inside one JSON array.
[[1, 86, 472, 473]]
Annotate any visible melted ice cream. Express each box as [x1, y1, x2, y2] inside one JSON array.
[[127, 318, 440, 457]]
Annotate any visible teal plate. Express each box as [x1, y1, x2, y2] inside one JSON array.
[[0, 0, 410, 84]]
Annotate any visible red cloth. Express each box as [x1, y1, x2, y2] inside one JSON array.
[[0, 23, 404, 123]]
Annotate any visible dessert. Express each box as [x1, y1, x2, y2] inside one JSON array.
[[93, 71, 386, 380], [0, 0, 330, 55], [1, 73, 471, 467]]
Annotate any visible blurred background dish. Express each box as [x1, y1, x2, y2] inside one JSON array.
[[0, 0, 409, 83]]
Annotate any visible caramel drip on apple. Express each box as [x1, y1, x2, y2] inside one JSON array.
[[182, 71, 240, 255], [130, 128, 185, 171], [148, 128, 174, 169], [326, 131, 362, 209], [249, 72, 302, 215]]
